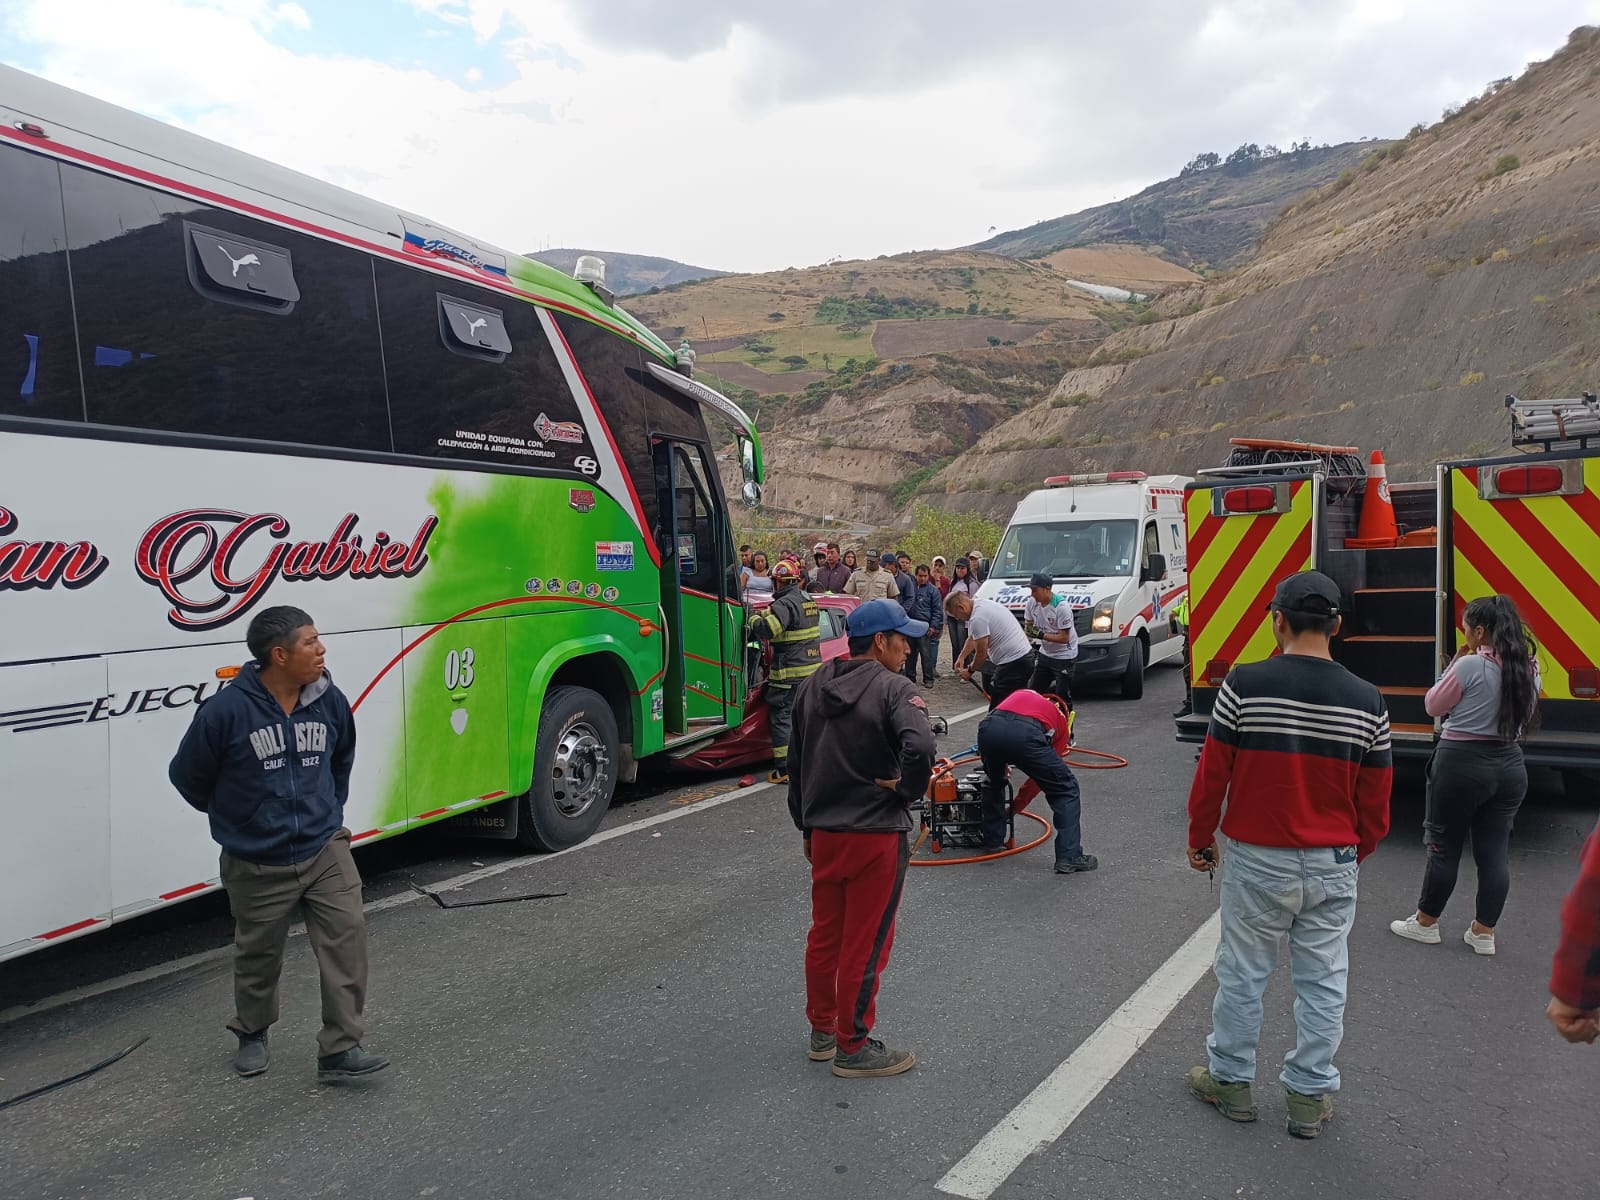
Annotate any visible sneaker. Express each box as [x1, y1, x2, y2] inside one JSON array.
[[1186, 1066, 1257, 1122], [1054, 853, 1099, 874], [1389, 914, 1441, 944], [808, 1030, 837, 1062], [316, 1045, 390, 1083], [831, 1037, 915, 1078], [1463, 926, 1496, 956], [767, 768, 789, 785], [233, 1030, 269, 1077], [1285, 1089, 1334, 1138]]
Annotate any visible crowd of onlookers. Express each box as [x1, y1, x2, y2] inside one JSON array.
[[737, 540, 987, 684]]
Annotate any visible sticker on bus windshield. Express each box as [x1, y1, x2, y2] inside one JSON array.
[[535, 413, 585, 445], [568, 488, 596, 513], [595, 541, 634, 571], [676, 534, 697, 574]]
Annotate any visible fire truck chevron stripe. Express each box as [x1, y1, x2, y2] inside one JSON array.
[[1188, 481, 1312, 683], [1451, 459, 1600, 703], [1216, 525, 1315, 674]]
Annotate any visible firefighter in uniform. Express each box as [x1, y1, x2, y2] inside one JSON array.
[[749, 559, 822, 783], [1173, 592, 1193, 718]]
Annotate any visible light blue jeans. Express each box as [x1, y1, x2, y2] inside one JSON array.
[[1206, 837, 1360, 1097]]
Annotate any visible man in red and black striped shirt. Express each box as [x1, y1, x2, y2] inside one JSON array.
[[1184, 571, 1392, 1139]]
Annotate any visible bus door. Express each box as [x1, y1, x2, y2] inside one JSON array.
[[652, 439, 736, 735], [1177, 473, 1317, 742]]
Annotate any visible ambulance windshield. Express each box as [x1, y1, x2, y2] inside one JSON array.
[[993, 519, 1137, 580]]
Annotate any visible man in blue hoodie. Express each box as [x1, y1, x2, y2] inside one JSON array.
[[169, 606, 388, 1084]]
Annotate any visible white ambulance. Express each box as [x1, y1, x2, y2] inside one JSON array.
[[976, 471, 1191, 698]]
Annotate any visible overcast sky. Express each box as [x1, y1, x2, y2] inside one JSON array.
[[4, 1, 1597, 272]]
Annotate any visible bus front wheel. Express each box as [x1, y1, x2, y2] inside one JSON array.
[[518, 685, 620, 851]]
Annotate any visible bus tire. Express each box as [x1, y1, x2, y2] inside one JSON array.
[[517, 685, 619, 851], [1120, 636, 1145, 700]]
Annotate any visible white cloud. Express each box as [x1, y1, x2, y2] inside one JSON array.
[[4, 0, 1600, 272], [271, 2, 310, 31]]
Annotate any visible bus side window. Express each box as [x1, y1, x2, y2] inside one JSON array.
[[0, 145, 83, 423], [377, 261, 591, 472], [672, 445, 721, 595], [58, 161, 390, 451]]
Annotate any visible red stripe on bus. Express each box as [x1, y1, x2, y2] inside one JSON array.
[[1213, 527, 1312, 672], [683, 652, 733, 668], [351, 829, 383, 842], [1454, 520, 1588, 670], [39, 917, 105, 940], [631, 665, 668, 696], [685, 685, 724, 704], [1189, 512, 1280, 634], [160, 882, 212, 901], [417, 808, 450, 820], [350, 594, 655, 712], [0, 126, 648, 348], [477, 791, 508, 801]]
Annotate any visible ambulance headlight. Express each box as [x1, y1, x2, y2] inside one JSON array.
[[1091, 601, 1116, 633]]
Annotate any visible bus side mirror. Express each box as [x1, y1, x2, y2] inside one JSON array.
[[1142, 553, 1167, 584], [741, 480, 762, 508], [739, 436, 756, 479]]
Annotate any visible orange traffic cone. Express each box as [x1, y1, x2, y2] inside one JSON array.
[[1345, 450, 1399, 548]]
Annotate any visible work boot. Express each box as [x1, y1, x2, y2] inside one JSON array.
[[768, 768, 789, 785], [1054, 853, 1099, 874], [1186, 1066, 1257, 1122], [1284, 1089, 1334, 1138], [233, 1030, 269, 1077], [316, 1045, 390, 1084], [808, 1030, 837, 1062], [831, 1037, 915, 1078]]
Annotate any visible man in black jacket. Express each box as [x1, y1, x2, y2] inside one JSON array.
[[789, 598, 936, 1078], [169, 606, 388, 1084]]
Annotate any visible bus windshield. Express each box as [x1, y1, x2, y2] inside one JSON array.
[[992, 519, 1137, 580]]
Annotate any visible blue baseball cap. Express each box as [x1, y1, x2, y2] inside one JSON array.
[[847, 598, 928, 639]]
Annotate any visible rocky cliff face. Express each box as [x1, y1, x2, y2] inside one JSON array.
[[915, 27, 1600, 518]]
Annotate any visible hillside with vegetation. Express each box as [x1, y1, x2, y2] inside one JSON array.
[[527, 247, 727, 296], [920, 26, 1600, 518], [971, 140, 1384, 271]]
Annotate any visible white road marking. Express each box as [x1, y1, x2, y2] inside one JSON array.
[[2, 703, 991, 1026], [936, 910, 1222, 1200]]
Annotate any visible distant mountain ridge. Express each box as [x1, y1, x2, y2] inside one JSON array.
[[971, 141, 1385, 270], [526, 248, 728, 296]]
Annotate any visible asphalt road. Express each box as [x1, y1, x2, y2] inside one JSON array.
[[2, 664, 1596, 1200]]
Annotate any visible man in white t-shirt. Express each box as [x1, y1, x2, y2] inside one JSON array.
[[945, 592, 1034, 710], [1025, 571, 1079, 711]]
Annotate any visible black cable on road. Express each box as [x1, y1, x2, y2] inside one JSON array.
[[0, 1034, 149, 1112]]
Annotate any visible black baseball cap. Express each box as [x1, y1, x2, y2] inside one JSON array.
[[1268, 571, 1341, 616], [1029, 571, 1055, 589]]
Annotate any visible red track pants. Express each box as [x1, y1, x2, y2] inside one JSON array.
[[805, 829, 909, 1054]]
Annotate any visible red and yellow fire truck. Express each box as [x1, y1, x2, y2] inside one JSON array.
[[1176, 397, 1600, 793]]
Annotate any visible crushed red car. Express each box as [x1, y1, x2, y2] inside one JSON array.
[[671, 592, 860, 772]]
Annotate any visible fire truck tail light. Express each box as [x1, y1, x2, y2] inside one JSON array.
[[1494, 465, 1564, 495], [1222, 486, 1276, 513], [1205, 659, 1230, 686], [1571, 667, 1599, 698]]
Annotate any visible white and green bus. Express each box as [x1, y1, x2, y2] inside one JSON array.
[[0, 65, 764, 960]]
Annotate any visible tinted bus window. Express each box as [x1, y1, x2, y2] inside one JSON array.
[[553, 312, 708, 540], [0, 145, 83, 422], [58, 163, 390, 450], [376, 260, 595, 474]]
